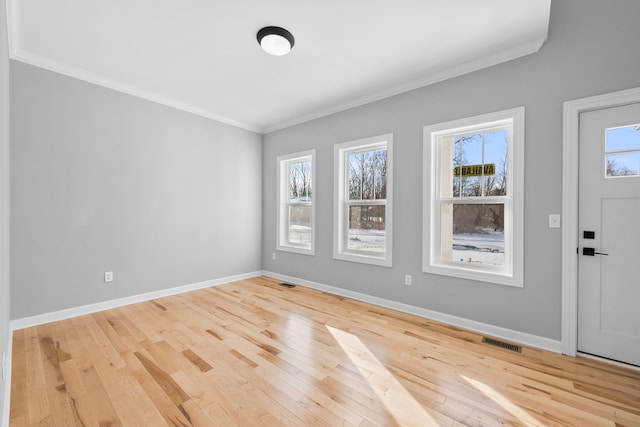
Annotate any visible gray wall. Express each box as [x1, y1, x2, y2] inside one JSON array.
[[262, 0, 640, 340], [10, 61, 262, 319], [0, 0, 10, 420]]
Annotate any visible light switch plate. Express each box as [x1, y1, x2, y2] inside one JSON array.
[[549, 214, 561, 228]]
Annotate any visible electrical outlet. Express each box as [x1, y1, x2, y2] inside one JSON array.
[[104, 271, 113, 283], [549, 214, 561, 228], [405, 275, 412, 286], [272, 252, 276, 260]]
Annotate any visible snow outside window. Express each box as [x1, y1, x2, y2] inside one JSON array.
[[334, 134, 393, 267], [277, 150, 315, 255], [423, 108, 524, 287]]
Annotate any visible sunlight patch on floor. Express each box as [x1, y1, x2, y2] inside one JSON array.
[[461, 375, 542, 427], [327, 325, 440, 426]]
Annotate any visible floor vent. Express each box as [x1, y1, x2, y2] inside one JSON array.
[[482, 337, 522, 353], [279, 282, 296, 288]]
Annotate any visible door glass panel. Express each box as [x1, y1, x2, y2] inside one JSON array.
[[605, 152, 640, 177], [605, 124, 640, 178], [605, 125, 640, 152]]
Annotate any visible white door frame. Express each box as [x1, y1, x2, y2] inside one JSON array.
[[562, 86, 640, 356]]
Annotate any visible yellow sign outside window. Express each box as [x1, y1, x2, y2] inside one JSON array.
[[453, 164, 496, 177]]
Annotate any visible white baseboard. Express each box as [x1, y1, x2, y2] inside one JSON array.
[[10, 271, 262, 331], [1, 332, 11, 427], [263, 271, 563, 354]]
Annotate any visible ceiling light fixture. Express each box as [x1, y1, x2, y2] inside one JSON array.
[[257, 26, 295, 56]]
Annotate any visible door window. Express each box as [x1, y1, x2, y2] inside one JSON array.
[[605, 124, 640, 177]]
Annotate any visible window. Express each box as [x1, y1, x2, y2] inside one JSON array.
[[334, 134, 393, 266], [423, 108, 524, 287], [277, 150, 315, 255]]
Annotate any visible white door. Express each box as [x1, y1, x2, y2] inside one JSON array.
[[578, 102, 640, 367]]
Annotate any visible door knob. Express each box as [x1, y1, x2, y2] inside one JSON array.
[[583, 247, 608, 256]]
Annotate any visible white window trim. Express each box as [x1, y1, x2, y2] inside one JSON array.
[[422, 107, 524, 287], [334, 134, 393, 267], [277, 149, 316, 255]]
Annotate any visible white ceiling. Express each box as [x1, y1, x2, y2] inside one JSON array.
[[7, 0, 551, 133]]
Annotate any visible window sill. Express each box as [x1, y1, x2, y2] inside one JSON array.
[[277, 245, 315, 256], [423, 262, 522, 287], [333, 251, 391, 267]]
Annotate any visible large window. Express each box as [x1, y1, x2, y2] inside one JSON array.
[[277, 150, 315, 255], [334, 134, 393, 266], [423, 108, 524, 286]]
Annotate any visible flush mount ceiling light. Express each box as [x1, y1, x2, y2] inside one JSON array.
[[257, 26, 295, 56]]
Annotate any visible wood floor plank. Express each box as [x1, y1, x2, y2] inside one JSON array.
[[58, 358, 102, 427], [36, 323, 78, 427], [10, 276, 640, 426], [9, 329, 27, 423], [24, 326, 50, 425]]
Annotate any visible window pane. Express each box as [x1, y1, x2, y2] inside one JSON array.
[[348, 149, 387, 200], [348, 205, 385, 252], [440, 203, 504, 266], [289, 160, 312, 200], [484, 130, 508, 195], [288, 205, 311, 246], [454, 135, 483, 197], [606, 152, 640, 177], [451, 131, 508, 197], [606, 125, 640, 152]]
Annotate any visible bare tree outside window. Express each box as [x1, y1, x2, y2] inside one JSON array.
[[346, 148, 388, 251], [278, 153, 314, 253], [289, 160, 312, 200], [604, 125, 640, 177], [425, 107, 524, 287], [606, 158, 637, 177], [335, 135, 393, 266], [447, 130, 508, 266], [348, 150, 387, 200]]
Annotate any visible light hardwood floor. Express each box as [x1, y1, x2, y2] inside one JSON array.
[[9, 276, 640, 426]]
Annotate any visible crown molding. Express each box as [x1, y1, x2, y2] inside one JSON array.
[[7, 0, 547, 136], [262, 38, 547, 134], [8, 0, 262, 133], [9, 49, 263, 134]]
